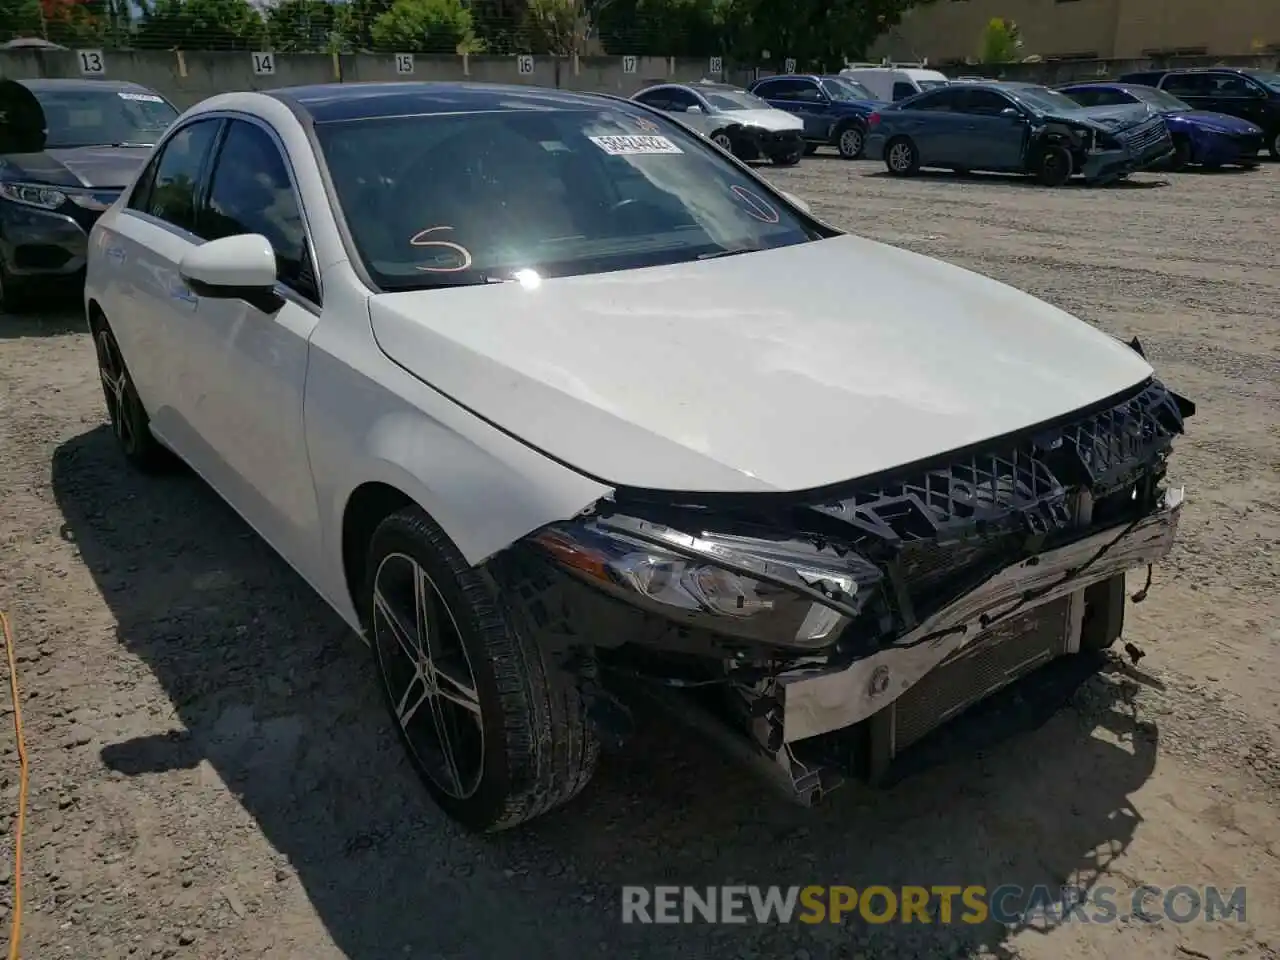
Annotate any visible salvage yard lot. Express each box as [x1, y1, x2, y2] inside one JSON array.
[[1, 159, 1277, 960]]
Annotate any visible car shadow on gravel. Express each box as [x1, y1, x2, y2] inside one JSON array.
[[52, 424, 1162, 960], [0, 306, 85, 339]]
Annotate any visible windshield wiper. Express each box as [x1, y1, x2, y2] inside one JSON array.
[[697, 246, 760, 261]]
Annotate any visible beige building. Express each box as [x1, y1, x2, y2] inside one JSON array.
[[872, 0, 1280, 64]]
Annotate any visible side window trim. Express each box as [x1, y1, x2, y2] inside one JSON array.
[[124, 116, 225, 239], [196, 111, 322, 309]]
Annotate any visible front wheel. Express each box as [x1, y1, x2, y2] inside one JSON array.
[[1034, 143, 1074, 187], [711, 130, 735, 155], [365, 508, 599, 832], [1169, 137, 1192, 172], [836, 124, 865, 160], [1268, 129, 1280, 159], [884, 137, 919, 176]]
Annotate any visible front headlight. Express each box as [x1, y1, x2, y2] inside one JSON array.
[[0, 182, 69, 211], [529, 512, 884, 649]]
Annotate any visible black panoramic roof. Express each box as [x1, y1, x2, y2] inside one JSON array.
[[268, 81, 628, 123]]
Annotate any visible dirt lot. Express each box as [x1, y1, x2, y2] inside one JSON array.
[[1, 157, 1278, 960]]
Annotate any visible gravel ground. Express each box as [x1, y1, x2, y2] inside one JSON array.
[[1, 156, 1278, 960]]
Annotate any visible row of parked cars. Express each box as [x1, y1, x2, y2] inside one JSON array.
[[631, 65, 1280, 186]]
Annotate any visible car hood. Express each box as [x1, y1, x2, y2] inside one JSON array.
[[1045, 103, 1153, 133], [0, 145, 153, 189], [368, 234, 1154, 494], [832, 99, 884, 114], [720, 109, 804, 132], [1166, 109, 1262, 134]]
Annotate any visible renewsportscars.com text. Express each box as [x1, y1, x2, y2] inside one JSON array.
[[620, 884, 1247, 926]]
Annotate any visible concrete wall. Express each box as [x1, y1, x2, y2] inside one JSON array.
[[874, 0, 1280, 64], [0, 48, 759, 109], [2, 46, 1277, 104]]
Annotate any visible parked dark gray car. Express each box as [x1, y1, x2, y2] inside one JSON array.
[[864, 81, 1174, 186]]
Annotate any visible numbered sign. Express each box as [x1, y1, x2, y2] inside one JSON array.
[[395, 52, 414, 75], [784, 57, 796, 73], [708, 56, 723, 75], [622, 55, 637, 75], [251, 52, 276, 76], [77, 50, 105, 75], [516, 54, 534, 76]]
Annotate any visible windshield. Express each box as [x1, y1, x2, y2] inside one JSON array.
[[1011, 86, 1090, 114], [31, 88, 177, 148], [702, 90, 770, 111], [821, 77, 876, 101], [916, 79, 949, 91], [1126, 85, 1191, 111], [316, 107, 820, 291], [1244, 71, 1280, 94]]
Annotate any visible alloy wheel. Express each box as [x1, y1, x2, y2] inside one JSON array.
[[888, 142, 913, 171], [713, 132, 733, 151], [372, 551, 485, 800], [840, 127, 863, 158], [95, 329, 136, 451]]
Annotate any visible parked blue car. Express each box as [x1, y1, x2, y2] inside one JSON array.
[[1058, 81, 1264, 170], [864, 81, 1173, 186], [747, 74, 886, 159]]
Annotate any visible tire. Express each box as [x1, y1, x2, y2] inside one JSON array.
[[1034, 143, 1073, 187], [1079, 574, 1126, 652], [0, 258, 33, 314], [1269, 129, 1280, 159], [1169, 137, 1192, 172], [836, 123, 865, 160], [90, 314, 172, 473], [711, 130, 734, 154], [884, 137, 919, 176], [771, 151, 801, 166], [364, 507, 598, 833]]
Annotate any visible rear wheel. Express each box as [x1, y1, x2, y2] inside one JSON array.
[[1269, 129, 1280, 159], [90, 315, 172, 472], [884, 137, 919, 176], [836, 124, 865, 160], [365, 507, 598, 832]]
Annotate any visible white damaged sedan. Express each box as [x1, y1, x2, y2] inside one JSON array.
[[85, 81, 1194, 832]]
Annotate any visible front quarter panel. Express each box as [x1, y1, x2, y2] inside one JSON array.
[[302, 266, 612, 626]]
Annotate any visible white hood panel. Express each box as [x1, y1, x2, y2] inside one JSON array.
[[369, 234, 1153, 493], [723, 109, 804, 132]]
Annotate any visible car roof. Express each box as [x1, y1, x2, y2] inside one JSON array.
[[13, 78, 156, 93], [268, 81, 624, 123]]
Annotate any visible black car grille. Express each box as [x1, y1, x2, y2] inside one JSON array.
[[810, 378, 1188, 548], [1126, 119, 1170, 156]]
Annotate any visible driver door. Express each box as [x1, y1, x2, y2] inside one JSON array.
[[954, 88, 1028, 169]]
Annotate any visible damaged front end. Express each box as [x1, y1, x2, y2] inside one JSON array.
[[503, 373, 1194, 805]]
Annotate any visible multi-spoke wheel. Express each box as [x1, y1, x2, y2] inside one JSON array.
[[91, 315, 169, 471], [364, 507, 598, 832]]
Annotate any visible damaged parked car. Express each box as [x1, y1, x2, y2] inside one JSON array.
[[84, 81, 1193, 832], [865, 80, 1174, 185]]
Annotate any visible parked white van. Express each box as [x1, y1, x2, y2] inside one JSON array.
[[839, 66, 950, 102]]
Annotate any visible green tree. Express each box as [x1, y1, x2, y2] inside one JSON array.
[[367, 0, 476, 53], [134, 0, 266, 49], [266, 0, 340, 51], [0, 0, 45, 40], [979, 16, 1021, 64]]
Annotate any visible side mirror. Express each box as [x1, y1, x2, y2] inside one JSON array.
[[686, 104, 703, 114], [179, 233, 282, 310], [780, 190, 811, 214], [1001, 106, 1022, 118]]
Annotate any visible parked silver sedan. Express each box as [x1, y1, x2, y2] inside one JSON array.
[[631, 80, 805, 165]]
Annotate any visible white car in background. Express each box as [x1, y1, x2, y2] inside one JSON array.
[[84, 81, 1193, 833], [631, 80, 805, 164]]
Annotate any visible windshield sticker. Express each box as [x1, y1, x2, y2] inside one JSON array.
[[409, 225, 473, 273], [730, 185, 780, 224], [588, 134, 683, 156], [118, 92, 165, 103]]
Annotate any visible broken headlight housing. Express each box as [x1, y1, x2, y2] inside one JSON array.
[[529, 512, 884, 650]]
